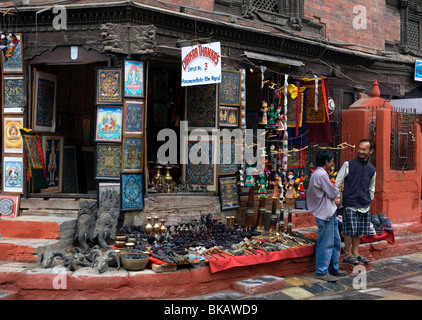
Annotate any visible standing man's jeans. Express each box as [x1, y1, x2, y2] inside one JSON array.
[[315, 214, 341, 276]]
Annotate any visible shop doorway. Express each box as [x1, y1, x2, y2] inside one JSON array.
[[28, 46, 109, 197]]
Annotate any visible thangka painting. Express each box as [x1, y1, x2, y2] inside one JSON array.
[[124, 60, 145, 98], [123, 100, 144, 135], [63, 146, 78, 193], [184, 137, 217, 191], [219, 139, 239, 175], [98, 182, 120, 205], [95, 106, 123, 142], [33, 71, 57, 132], [3, 117, 23, 154], [42, 136, 64, 193], [0, 195, 20, 219], [1, 33, 23, 73], [2, 76, 24, 113], [218, 175, 241, 211], [185, 84, 217, 130], [220, 70, 241, 106], [95, 143, 122, 180], [219, 106, 239, 128], [2, 156, 23, 193], [95, 67, 123, 105], [303, 81, 326, 124], [121, 173, 144, 211], [122, 137, 143, 173]]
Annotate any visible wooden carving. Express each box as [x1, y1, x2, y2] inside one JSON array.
[[100, 23, 157, 55]]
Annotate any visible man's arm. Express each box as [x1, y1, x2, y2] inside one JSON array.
[[369, 172, 376, 200], [335, 161, 348, 191]]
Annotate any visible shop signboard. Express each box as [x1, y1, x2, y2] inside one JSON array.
[[181, 42, 221, 87]]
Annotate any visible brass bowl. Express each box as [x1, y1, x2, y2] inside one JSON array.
[[121, 254, 149, 271], [125, 242, 136, 248], [114, 240, 126, 248], [115, 235, 128, 241]]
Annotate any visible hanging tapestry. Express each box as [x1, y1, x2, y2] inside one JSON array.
[[0, 195, 20, 218], [3, 76, 24, 113], [124, 100, 144, 135], [20, 129, 47, 192], [185, 139, 216, 190], [33, 71, 57, 132], [124, 60, 145, 98], [219, 139, 239, 174], [95, 143, 122, 180], [42, 136, 64, 193], [300, 78, 332, 143], [220, 70, 241, 106], [186, 84, 217, 130], [285, 88, 308, 146], [287, 147, 307, 168], [122, 137, 143, 173], [219, 106, 239, 127], [2, 157, 24, 193], [95, 106, 123, 142], [121, 173, 144, 211], [2, 33, 23, 73], [3, 117, 23, 154], [95, 67, 123, 105]]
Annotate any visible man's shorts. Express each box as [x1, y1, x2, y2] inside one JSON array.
[[342, 207, 371, 236]]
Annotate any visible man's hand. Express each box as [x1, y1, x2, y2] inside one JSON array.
[[334, 197, 341, 207]]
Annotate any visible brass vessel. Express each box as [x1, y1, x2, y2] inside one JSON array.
[[160, 219, 167, 234], [153, 216, 160, 234], [145, 217, 153, 236]]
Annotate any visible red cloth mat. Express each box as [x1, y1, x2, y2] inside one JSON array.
[[360, 231, 395, 245], [208, 245, 315, 273]]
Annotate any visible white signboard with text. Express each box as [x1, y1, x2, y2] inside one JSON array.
[[181, 42, 221, 87]]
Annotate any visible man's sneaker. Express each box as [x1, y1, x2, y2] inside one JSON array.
[[330, 269, 347, 277], [316, 273, 338, 282]]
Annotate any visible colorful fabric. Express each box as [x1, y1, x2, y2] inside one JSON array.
[[19, 129, 47, 192]]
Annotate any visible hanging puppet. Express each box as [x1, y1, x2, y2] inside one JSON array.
[[295, 169, 308, 198], [0, 33, 19, 62], [284, 171, 298, 200], [257, 173, 268, 199]]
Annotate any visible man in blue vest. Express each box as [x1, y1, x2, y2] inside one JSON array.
[[335, 139, 376, 265]]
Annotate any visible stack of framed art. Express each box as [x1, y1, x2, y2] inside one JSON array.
[[94, 60, 146, 211], [182, 69, 243, 196], [1, 33, 24, 218]]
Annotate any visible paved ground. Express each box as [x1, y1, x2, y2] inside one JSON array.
[[191, 252, 422, 300]]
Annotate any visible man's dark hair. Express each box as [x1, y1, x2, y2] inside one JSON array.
[[359, 139, 374, 150], [315, 149, 334, 167]]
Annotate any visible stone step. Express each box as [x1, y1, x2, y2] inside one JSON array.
[[232, 275, 286, 295], [0, 290, 18, 300], [0, 238, 65, 262], [0, 215, 76, 240]]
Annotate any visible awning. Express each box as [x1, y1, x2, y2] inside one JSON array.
[[242, 51, 305, 67], [390, 98, 422, 114]]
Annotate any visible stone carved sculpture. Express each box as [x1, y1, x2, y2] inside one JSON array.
[[74, 200, 97, 253], [91, 248, 120, 274], [93, 190, 121, 249]]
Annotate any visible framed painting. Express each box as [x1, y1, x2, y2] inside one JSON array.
[[122, 136, 143, 173], [219, 106, 239, 128], [218, 174, 241, 211], [98, 182, 120, 205], [95, 67, 123, 105], [218, 139, 240, 175], [33, 71, 57, 132], [42, 136, 64, 193], [3, 117, 23, 154], [124, 60, 145, 98], [182, 134, 218, 192], [1, 33, 23, 73], [123, 100, 144, 135], [95, 143, 122, 180], [2, 156, 23, 193], [220, 70, 241, 106], [63, 146, 78, 193], [0, 195, 20, 219], [95, 106, 123, 142], [2, 76, 24, 113], [121, 173, 144, 211], [185, 84, 218, 131]]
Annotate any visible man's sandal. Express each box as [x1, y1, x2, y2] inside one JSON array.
[[356, 255, 371, 264], [342, 254, 360, 265]]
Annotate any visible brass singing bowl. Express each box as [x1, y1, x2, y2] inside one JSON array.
[[121, 254, 149, 271]]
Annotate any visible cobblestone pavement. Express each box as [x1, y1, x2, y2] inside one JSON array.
[[192, 253, 422, 300]]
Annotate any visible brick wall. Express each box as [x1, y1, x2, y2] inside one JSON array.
[[304, 0, 400, 52]]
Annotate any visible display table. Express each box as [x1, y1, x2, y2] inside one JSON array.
[[208, 244, 315, 273]]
